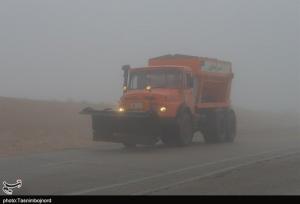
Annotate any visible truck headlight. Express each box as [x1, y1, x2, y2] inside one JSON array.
[[160, 107, 167, 112], [118, 107, 125, 112], [146, 86, 152, 91]]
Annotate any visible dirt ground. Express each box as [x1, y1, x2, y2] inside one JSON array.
[[0, 97, 112, 157], [0, 96, 299, 157]]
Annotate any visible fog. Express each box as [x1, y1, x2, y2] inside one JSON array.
[[0, 0, 299, 113]]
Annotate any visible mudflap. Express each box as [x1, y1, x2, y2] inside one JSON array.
[[81, 107, 162, 145]]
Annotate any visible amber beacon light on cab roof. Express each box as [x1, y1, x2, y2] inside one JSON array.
[[81, 54, 236, 148]]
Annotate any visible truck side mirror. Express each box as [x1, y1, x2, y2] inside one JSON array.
[[122, 65, 130, 89]]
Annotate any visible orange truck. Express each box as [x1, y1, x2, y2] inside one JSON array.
[[82, 54, 236, 147]]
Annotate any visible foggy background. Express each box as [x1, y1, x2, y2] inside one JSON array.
[[0, 0, 299, 113]]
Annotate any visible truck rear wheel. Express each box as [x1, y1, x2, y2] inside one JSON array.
[[202, 110, 226, 144], [225, 109, 237, 142]]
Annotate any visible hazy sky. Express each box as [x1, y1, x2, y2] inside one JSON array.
[[0, 0, 299, 112]]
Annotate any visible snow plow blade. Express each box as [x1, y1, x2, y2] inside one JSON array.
[[80, 107, 162, 145]]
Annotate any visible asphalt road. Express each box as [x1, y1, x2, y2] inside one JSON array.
[[1, 128, 300, 195]]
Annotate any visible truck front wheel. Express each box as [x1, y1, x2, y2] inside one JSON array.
[[161, 112, 193, 147], [176, 112, 194, 146]]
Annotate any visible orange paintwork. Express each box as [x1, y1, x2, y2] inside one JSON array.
[[120, 89, 182, 118], [119, 55, 234, 118], [150, 60, 200, 73]]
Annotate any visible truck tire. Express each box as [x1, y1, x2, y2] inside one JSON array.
[[161, 112, 193, 147], [176, 112, 194, 146], [202, 109, 226, 144], [225, 109, 237, 142]]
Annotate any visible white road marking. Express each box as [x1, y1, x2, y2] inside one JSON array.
[[42, 160, 83, 168], [133, 150, 300, 195], [68, 147, 299, 195]]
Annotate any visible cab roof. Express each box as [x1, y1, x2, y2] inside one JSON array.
[[129, 65, 193, 73]]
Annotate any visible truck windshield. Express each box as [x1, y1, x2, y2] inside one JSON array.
[[129, 69, 182, 90]]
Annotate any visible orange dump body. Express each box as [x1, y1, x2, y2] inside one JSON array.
[[148, 55, 234, 110]]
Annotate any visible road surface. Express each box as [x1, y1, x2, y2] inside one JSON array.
[[1, 128, 300, 195]]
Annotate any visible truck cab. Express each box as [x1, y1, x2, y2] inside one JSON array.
[[119, 66, 196, 119]]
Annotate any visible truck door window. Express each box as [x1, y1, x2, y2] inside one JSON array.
[[166, 71, 182, 88], [130, 74, 146, 90], [186, 73, 194, 89]]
